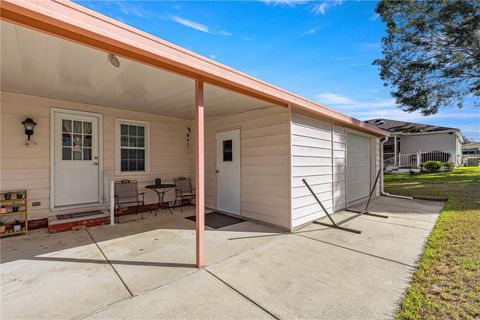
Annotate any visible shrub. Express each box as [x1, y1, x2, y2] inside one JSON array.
[[422, 161, 442, 173], [442, 162, 454, 171]]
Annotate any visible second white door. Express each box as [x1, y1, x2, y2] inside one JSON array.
[[216, 129, 241, 215]]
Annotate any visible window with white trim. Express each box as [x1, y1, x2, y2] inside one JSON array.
[[117, 121, 149, 173]]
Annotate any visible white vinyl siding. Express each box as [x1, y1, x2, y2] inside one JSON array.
[[290, 112, 333, 228], [204, 107, 291, 229], [333, 125, 347, 210], [1, 91, 192, 220]]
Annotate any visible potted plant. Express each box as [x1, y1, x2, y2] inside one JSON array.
[[0, 222, 5, 234], [0, 206, 7, 214], [13, 220, 22, 232], [4, 192, 12, 200], [16, 191, 24, 199], [12, 206, 19, 212]]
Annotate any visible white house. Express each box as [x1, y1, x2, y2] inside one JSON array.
[[0, 1, 388, 265], [365, 119, 463, 170]]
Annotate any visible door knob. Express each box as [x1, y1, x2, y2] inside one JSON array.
[[216, 170, 219, 173]]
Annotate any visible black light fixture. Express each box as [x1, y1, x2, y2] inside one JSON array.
[[22, 117, 37, 140]]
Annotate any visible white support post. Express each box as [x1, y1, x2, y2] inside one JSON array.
[[110, 180, 115, 225], [393, 136, 397, 166], [417, 151, 421, 168]]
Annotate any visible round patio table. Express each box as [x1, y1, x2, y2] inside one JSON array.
[[145, 184, 176, 215]]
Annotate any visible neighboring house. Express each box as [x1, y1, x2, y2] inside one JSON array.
[[0, 1, 387, 265], [365, 119, 463, 170], [462, 143, 480, 156]]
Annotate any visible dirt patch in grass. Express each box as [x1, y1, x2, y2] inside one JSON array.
[[385, 167, 480, 319]]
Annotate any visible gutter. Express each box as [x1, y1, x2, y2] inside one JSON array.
[[379, 136, 413, 200]]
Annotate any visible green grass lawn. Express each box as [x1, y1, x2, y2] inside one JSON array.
[[384, 167, 480, 320]]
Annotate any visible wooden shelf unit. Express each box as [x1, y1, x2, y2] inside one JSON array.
[[1, 190, 28, 238]]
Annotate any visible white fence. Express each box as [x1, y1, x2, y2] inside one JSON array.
[[384, 150, 453, 168]]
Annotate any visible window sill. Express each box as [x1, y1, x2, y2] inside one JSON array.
[[115, 171, 150, 176]]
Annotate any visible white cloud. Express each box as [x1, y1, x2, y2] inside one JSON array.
[[168, 15, 210, 33], [316, 93, 355, 105], [218, 30, 232, 36], [115, 1, 152, 18], [209, 54, 217, 60], [168, 15, 232, 36], [370, 13, 380, 22], [261, 0, 308, 6], [311, 0, 343, 15], [312, 2, 328, 14], [301, 26, 324, 36]]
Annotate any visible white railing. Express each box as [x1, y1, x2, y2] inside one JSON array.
[[102, 170, 115, 225], [420, 150, 452, 163], [398, 153, 418, 167], [384, 150, 454, 168], [383, 152, 397, 166]]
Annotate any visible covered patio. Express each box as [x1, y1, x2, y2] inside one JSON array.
[[1, 1, 291, 268]]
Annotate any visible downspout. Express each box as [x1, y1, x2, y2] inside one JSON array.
[[379, 136, 413, 200]]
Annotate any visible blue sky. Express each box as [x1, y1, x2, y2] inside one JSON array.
[[77, 0, 479, 140]]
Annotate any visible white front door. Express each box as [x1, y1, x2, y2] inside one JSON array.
[[53, 111, 100, 207], [216, 129, 241, 214], [346, 133, 371, 204]]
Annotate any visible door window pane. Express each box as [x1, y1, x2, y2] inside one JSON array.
[[62, 120, 72, 133], [61, 119, 94, 161], [83, 135, 92, 147], [73, 121, 82, 133], [73, 135, 82, 150], [223, 140, 233, 162], [83, 122, 92, 134], [62, 147, 72, 160], [62, 134, 72, 146], [83, 148, 92, 160], [73, 150, 82, 160]]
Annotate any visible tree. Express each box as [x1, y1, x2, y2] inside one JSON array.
[[374, 0, 480, 115]]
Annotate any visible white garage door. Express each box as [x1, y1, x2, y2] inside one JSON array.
[[347, 133, 371, 204]]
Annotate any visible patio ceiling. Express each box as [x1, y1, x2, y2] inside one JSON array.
[[1, 21, 276, 119]]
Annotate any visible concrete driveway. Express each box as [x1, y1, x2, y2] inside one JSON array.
[[1, 197, 443, 320]]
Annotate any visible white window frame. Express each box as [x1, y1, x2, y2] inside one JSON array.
[[115, 119, 150, 175]]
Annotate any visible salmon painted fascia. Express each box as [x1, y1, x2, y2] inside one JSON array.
[[0, 0, 389, 137]]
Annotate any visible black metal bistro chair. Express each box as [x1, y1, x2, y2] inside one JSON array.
[[114, 180, 145, 222], [174, 177, 196, 212]]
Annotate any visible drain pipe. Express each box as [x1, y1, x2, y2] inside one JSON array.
[[379, 136, 413, 200]]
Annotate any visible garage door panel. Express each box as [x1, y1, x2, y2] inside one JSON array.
[[346, 133, 371, 203]]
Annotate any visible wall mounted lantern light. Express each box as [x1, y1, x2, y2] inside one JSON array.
[[22, 117, 37, 140]]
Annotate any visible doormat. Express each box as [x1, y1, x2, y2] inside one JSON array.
[[186, 211, 245, 229], [56, 210, 104, 220]]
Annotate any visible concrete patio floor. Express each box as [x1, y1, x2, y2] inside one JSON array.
[[1, 197, 444, 320]]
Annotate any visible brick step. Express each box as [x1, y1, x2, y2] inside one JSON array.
[[48, 211, 110, 233]]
